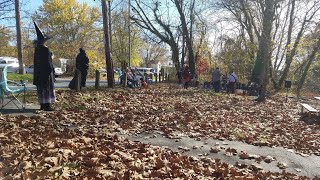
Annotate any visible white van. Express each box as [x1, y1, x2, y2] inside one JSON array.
[[135, 67, 155, 75], [0, 57, 24, 73]]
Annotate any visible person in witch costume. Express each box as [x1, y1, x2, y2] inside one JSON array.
[[33, 22, 56, 111]]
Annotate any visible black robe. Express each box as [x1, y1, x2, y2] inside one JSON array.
[[69, 51, 89, 89], [33, 45, 56, 104], [33, 45, 54, 86]]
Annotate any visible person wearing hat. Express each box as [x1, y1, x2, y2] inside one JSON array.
[[69, 48, 89, 89], [33, 22, 56, 111]]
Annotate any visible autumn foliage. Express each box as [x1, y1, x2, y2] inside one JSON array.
[[196, 55, 210, 76]]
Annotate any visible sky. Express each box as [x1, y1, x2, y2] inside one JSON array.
[[0, 0, 100, 44], [24, 0, 98, 12], [1, 0, 99, 28], [23, 0, 99, 17], [25, 0, 99, 11]]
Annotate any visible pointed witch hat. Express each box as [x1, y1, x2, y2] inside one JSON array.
[[34, 22, 50, 42]]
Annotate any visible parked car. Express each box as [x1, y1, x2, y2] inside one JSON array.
[[53, 65, 63, 76], [25, 64, 64, 77], [99, 67, 122, 77], [0, 57, 25, 73], [25, 65, 34, 74]]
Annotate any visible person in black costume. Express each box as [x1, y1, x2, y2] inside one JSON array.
[[69, 48, 89, 89], [33, 22, 56, 111]]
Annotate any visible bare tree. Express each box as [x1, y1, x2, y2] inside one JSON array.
[[253, 0, 278, 102], [0, 0, 14, 20], [131, 0, 181, 71], [296, 26, 320, 97], [214, 0, 320, 94], [139, 42, 169, 67], [174, 0, 196, 75], [276, 0, 320, 90]]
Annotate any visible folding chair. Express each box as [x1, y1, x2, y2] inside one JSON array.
[[0, 66, 26, 111]]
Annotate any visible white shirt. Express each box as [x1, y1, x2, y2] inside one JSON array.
[[228, 72, 237, 83]]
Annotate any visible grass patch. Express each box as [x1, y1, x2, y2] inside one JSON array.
[[7, 73, 33, 82]]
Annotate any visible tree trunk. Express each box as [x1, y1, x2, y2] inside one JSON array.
[[15, 0, 23, 74], [101, 0, 114, 88], [275, 0, 296, 90], [296, 37, 320, 97], [108, 1, 112, 52], [181, 32, 186, 66], [252, 0, 277, 102], [171, 42, 180, 72], [276, 0, 319, 91], [174, 0, 195, 76]]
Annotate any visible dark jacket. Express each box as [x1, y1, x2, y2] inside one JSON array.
[[33, 45, 54, 86], [183, 66, 191, 82]]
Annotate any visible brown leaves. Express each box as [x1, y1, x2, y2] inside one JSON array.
[[0, 85, 315, 179]]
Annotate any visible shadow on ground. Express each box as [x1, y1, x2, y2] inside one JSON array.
[[0, 103, 39, 116]]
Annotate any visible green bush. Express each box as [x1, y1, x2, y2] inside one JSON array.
[[7, 73, 33, 82]]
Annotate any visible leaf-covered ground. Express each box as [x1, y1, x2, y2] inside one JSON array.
[[55, 85, 320, 155], [1, 84, 319, 179]]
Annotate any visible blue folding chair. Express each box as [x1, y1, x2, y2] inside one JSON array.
[[0, 66, 26, 111]]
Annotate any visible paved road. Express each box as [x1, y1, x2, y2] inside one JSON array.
[[127, 132, 320, 178], [24, 78, 110, 90]]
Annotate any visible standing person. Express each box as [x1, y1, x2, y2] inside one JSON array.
[[176, 67, 182, 84], [69, 48, 89, 89], [212, 67, 221, 92], [76, 48, 89, 87], [228, 71, 238, 94], [182, 64, 191, 89], [33, 22, 55, 111], [221, 74, 227, 92]]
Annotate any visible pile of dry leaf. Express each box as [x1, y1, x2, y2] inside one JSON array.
[[1, 85, 318, 179]]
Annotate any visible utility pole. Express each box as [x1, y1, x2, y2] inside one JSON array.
[[122, 0, 131, 87], [108, 1, 112, 51], [128, 0, 131, 67], [15, 0, 24, 74], [101, 0, 114, 88]]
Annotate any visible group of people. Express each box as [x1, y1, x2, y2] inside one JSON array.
[[178, 64, 238, 93], [211, 67, 238, 93], [121, 67, 150, 89], [33, 22, 89, 111], [176, 64, 192, 89]]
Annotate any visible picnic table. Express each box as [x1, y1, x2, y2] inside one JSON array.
[[299, 97, 320, 116]]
